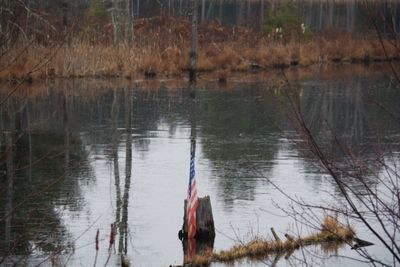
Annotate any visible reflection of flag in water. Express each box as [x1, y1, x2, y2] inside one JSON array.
[[187, 237, 197, 261], [187, 139, 199, 239]]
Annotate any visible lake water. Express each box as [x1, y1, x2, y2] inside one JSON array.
[[0, 64, 399, 266]]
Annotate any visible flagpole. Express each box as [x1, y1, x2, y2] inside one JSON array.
[[190, 86, 197, 158], [179, 82, 215, 264], [187, 85, 198, 239]]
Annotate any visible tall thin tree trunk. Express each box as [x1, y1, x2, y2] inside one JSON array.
[[125, 0, 133, 45], [218, 0, 223, 23], [246, 0, 251, 27], [319, 2, 323, 31], [26, 100, 32, 182], [392, 5, 397, 34], [111, 0, 121, 45], [237, 0, 245, 27], [328, 1, 333, 28], [189, 0, 198, 83], [206, 0, 214, 21], [4, 99, 15, 253], [25, 0, 31, 37], [5, 131, 13, 253], [63, 91, 69, 168], [201, 0, 205, 23], [260, 0, 264, 32]]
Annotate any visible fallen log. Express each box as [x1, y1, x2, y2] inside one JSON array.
[[186, 216, 357, 266]]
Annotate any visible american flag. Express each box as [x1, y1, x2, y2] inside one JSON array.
[[187, 139, 199, 239]]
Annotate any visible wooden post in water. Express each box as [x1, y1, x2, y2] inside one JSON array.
[[180, 196, 216, 240], [180, 198, 215, 262]]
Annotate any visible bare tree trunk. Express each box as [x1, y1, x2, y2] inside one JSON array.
[[189, 0, 198, 83], [246, 0, 251, 27], [125, 0, 133, 45], [5, 131, 13, 253], [201, 0, 205, 23], [111, 0, 121, 45], [319, 1, 323, 31], [391, 3, 397, 34], [63, 91, 70, 169], [206, 0, 214, 21], [218, 0, 223, 23], [26, 100, 32, 182], [25, 0, 31, 37], [383, 2, 387, 36], [328, 1, 333, 28], [4, 98, 15, 253], [260, 0, 264, 32], [237, 0, 245, 27]]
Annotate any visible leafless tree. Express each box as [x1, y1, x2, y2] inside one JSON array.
[[280, 54, 400, 267], [110, 0, 133, 46], [189, 0, 198, 83]]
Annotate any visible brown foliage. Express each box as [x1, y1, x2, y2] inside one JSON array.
[[1, 17, 399, 82]]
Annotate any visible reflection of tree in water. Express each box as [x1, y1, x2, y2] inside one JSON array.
[[109, 87, 194, 254], [296, 75, 400, 195], [198, 86, 281, 207], [0, 91, 93, 262], [112, 88, 133, 255], [131, 88, 192, 152], [82, 87, 193, 158], [301, 77, 370, 147]]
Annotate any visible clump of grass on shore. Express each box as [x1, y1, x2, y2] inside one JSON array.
[[0, 17, 399, 82], [188, 215, 355, 266]]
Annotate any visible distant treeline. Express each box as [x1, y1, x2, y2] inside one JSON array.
[[1, 0, 399, 46]]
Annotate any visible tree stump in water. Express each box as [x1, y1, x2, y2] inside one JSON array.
[[179, 196, 215, 241]]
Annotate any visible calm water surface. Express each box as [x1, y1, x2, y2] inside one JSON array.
[[1, 66, 399, 266]]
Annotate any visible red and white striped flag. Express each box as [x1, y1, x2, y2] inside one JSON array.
[[187, 139, 199, 239]]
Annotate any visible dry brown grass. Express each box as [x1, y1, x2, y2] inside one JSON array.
[[188, 215, 355, 266], [0, 17, 399, 82]]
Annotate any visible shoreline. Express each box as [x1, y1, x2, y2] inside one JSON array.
[[1, 48, 399, 84], [0, 62, 396, 98]]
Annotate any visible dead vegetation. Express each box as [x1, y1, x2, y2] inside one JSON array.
[[0, 17, 399, 82], [186, 215, 355, 266]]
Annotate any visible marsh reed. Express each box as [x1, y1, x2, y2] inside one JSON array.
[[1, 17, 398, 82]]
